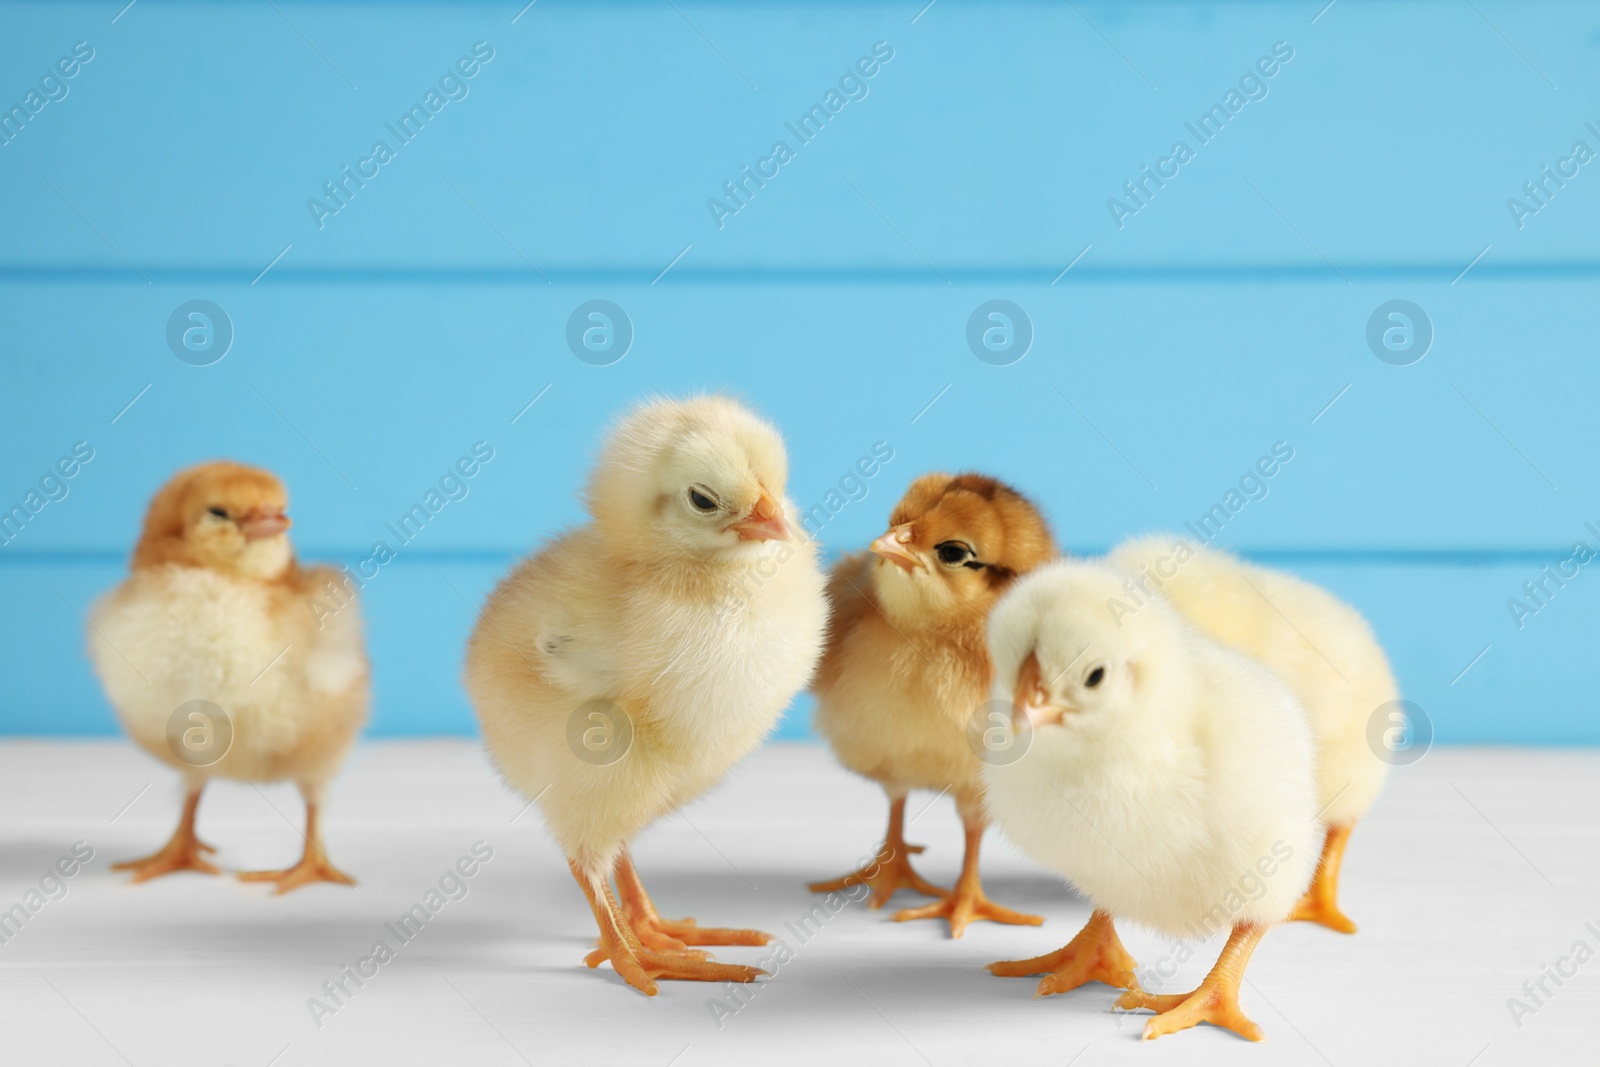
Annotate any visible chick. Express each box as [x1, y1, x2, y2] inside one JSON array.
[[88, 461, 368, 893], [1107, 535, 1396, 933], [810, 473, 1055, 937], [464, 396, 827, 996], [983, 560, 1318, 1041]]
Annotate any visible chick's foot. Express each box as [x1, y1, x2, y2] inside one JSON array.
[[1288, 824, 1357, 933], [893, 883, 1043, 938], [238, 853, 357, 895], [987, 908, 1140, 994], [575, 861, 764, 996], [892, 821, 1041, 938], [586, 940, 766, 992], [112, 833, 220, 882], [637, 916, 769, 950], [113, 788, 219, 883], [809, 842, 945, 909], [614, 848, 769, 951], [809, 794, 947, 908], [1115, 924, 1266, 1042], [238, 801, 355, 894]]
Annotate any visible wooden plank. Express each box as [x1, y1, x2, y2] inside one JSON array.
[[0, 2, 1595, 269], [0, 279, 1587, 551]]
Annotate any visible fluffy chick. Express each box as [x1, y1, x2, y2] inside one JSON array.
[[983, 560, 1318, 1042], [1108, 535, 1396, 933], [811, 473, 1056, 936], [89, 461, 368, 893], [464, 395, 827, 996]]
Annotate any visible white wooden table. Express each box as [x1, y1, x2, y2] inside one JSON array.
[[0, 740, 1593, 1066]]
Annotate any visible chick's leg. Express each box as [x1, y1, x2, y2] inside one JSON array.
[[113, 784, 220, 882], [1115, 923, 1267, 1042], [892, 804, 1043, 938], [573, 860, 766, 997], [238, 791, 356, 894], [987, 908, 1142, 995], [1289, 823, 1357, 933], [612, 846, 769, 952], [809, 793, 946, 907]]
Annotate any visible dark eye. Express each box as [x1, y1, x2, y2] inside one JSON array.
[[207, 507, 229, 519], [935, 542, 971, 566], [1085, 666, 1106, 688], [688, 488, 717, 512]]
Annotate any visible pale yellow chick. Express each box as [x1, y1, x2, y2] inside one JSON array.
[[464, 395, 827, 996], [984, 559, 1319, 1042], [1107, 535, 1397, 932], [89, 461, 368, 893]]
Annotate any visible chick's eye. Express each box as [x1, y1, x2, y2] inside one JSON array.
[[1085, 666, 1106, 689], [935, 542, 971, 566], [207, 507, 229, 520], [688, 488, 717, 512]]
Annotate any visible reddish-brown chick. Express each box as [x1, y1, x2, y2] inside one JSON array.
[[810, 472, 1057, 936]]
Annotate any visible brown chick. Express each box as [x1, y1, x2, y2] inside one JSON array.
[[88, 462, 368, 893], [810, 472, 1057, 936]]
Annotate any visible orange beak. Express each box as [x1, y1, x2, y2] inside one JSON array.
[[728, 492, 790, 542], [1013, 650, 1061, 728], [239, 509, 291, 540], [869, 524, 923, 572]]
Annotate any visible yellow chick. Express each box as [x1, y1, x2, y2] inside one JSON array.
[[810, 473, 1056, 937], [89, 461, 368, 893], [1107, 535, 1396, 932], [464, 396, 827, 996], [983, 560, 1319, 1041]]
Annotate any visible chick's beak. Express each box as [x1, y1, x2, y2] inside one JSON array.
[[869, 524, 923, 572], [238, 508, 291, 541], [1013, 650, 1065, 729], [728, 492, 789, 542]]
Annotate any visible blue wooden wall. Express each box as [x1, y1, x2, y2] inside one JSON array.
[[2, 1, 1596, 743]]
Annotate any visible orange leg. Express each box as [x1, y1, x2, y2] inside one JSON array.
[[113, 785, 220, 882], [987, 908, 1142, 995], [809, 795, 946, 908], [1290, 823, 1357, 933], [1116, 923, 1267, 1042], [608, 846, 769, 955], [238, 799, 356, 894], [572, 860, 766, 996], [892, 811, 1043, 938]]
